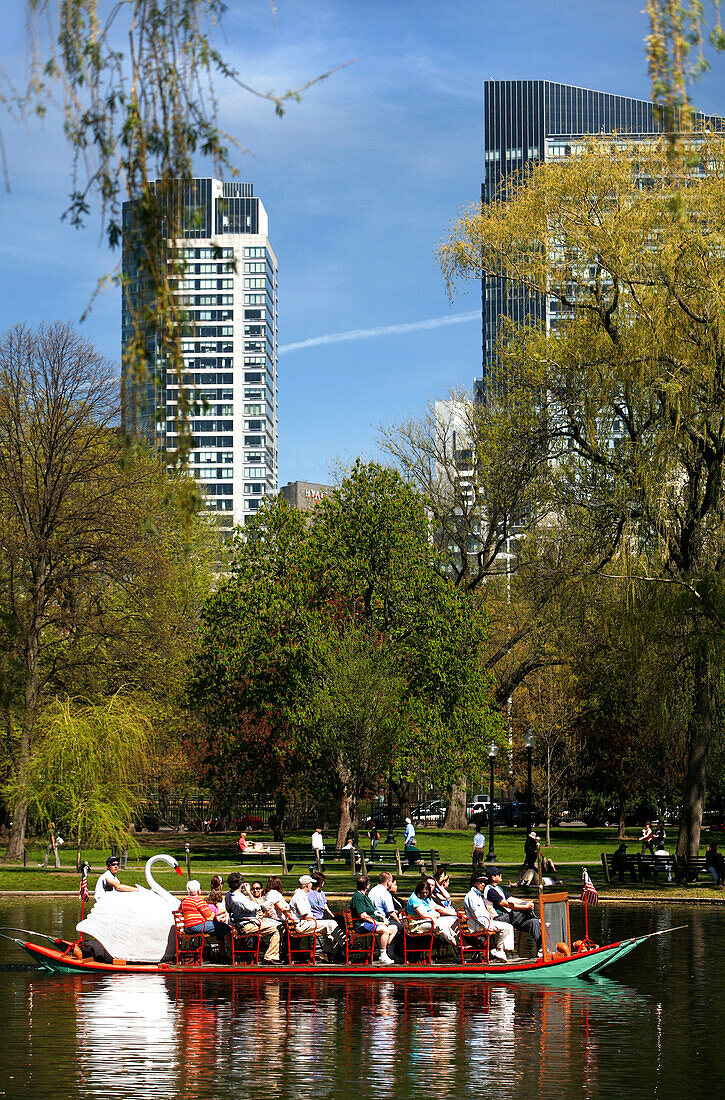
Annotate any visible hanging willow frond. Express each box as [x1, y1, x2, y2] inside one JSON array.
[[1, 2, 351, 472]]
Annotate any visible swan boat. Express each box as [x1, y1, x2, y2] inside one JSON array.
[[6, 877, 683, 984]]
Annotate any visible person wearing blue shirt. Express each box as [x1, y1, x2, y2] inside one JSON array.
[[406, 881, 458, 946]]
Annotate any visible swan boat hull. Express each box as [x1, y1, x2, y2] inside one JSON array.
[[16, 933, 651, 982]]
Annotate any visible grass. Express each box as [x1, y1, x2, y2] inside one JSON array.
[[3, 824, 723, 901]]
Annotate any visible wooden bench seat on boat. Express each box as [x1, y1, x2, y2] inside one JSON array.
[[284, 913, 327, 964], [343, 912, 375, 964], [400, 914, 435, 964], [174, 910, 210, 966], [455, 911, 492, 965]]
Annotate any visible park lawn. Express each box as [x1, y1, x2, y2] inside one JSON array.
[[5, 824, 721, 900]]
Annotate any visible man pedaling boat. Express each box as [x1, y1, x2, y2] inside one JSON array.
[[483, 866, 543, 957]]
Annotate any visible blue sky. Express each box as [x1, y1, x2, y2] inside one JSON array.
[[2, 1, 725, 485]]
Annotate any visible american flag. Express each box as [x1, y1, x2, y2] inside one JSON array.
[[79, 863, 89, 902], [581, 868, 598, 907]]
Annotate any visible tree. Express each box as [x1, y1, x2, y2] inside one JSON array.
[[516, 668, 579, 848], [440, 134, 725, 857], [307, 627, 406, 847], [0, 321, 218, 859], [5, 694, 152, 870], [191, 462, 504, 836]]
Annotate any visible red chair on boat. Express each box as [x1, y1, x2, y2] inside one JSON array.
[[284, 913, 325, 964], [174, 910, 205, 966], [401, 914, 434, 964], [456, 910, 492, 965], [229, 920, 263, 965], [343, 911, 375, 964]]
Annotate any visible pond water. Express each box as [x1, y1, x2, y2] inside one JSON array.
[[0, 899, 722, 1099]]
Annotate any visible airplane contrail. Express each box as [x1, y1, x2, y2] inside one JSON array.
[[278, 310, 481, 355]]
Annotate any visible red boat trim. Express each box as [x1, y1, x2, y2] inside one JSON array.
[[19, 938, 628, 976]]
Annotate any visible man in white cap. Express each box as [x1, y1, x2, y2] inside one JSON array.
[[289, 874, 339, 955]]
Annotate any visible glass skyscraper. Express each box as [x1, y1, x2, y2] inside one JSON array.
[[480, 79, 717, 395], [122, 178, 278, 528]]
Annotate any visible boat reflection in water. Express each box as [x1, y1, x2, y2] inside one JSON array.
[[38, 973, 646, 1098]]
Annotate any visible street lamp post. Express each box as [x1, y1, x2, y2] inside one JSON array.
[[386, 765, 396, 844], [524, 728, 536, 837], [486, 741, 498, 861]]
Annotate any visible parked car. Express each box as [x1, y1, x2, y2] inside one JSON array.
[[466, 794, 501, 824], [412, 800, 447, 824]]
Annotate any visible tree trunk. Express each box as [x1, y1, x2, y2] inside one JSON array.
[[391, 777, 411, 823], [677, 646, 714, 860], [336, 786, 355, 849], [443, 778, 468, 830], [6, 611, 43, 862], [545, 750, 551, 847], [269, 792, 288, 841], [617, 800, 627, 840]]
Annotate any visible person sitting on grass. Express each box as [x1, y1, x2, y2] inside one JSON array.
[[406, 880, 458, 947], [350, 874, 397, 965]]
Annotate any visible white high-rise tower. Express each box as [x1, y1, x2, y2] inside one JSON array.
[[122, 178, 278, 527]]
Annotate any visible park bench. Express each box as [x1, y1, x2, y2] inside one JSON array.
[[601, 851, 641, 883], [241, 841, 288, 874], [672, 855, 710, 883], [601, 850, 709, 885]]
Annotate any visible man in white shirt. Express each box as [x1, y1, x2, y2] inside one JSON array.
[[94, 856, 139, 902], [311, 827, 325, 869], [290, 875, 339, 954], [464, 872, 515, 961], [472, 825, 486, 869]]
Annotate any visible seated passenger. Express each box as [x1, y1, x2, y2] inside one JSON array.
[[350, 875, 397, 965], [406, 881, 458, 947], [225, 873, 280, 964], [368, 871, 404, 961], [206, 874, 227, 920], [262, 876, 290, 926], [705, 842, 725, 888], [429, 869, 455, 910], [180, 881, 231, 953], [463, 871, 515, 961], [289, 874, 339, 955], [180, 880, 217, 933], [483, 867, 542, 956], [308, 872, 345, 955]]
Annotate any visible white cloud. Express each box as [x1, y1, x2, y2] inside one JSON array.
[[279, 309, 480, 354]]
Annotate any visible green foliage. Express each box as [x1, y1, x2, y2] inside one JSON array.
[[4, 694, 152, 868], [190, 462, 503, 831]]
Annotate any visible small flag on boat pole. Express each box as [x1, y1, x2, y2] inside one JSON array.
[[79, 863, 89, 902], [581, 868, 598, 907]]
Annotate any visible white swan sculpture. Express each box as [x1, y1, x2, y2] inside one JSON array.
[[77, 854, 183, 962]]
